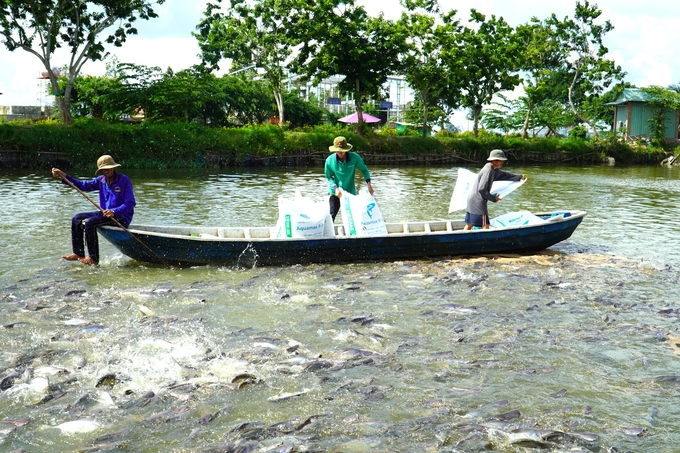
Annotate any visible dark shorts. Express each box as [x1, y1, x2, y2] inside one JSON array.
[[465, 212, 489, 227]]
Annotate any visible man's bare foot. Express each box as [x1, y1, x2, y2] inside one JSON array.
[[62, 253, 83, 261], [78, 257, 97, 265]]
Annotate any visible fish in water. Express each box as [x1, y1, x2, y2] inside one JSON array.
[[450, 387, 482, 393], [550, 388, 567, 398], [567, 432, 599, 443], [260, 443, 295, 453], [623, 427, 648, 437], [93, 427, 132, 444], [268, 389, 309, 402], [648, 406, 659, 426], [494, 409, 521, 421], [55, 419, 101, 435], [63, 318, 92, 326], [486, 428, 553, 449], [144, 405, 190, 423], [653, 375, 680, 383]]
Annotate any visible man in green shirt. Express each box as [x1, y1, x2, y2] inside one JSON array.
[[324, 136, 374, 221]]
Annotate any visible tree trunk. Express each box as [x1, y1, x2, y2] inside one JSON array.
[[47, 69, 73, 125], [547, 125, 562, 137], [521, 101, 533, 139], [421, 89, 429, 138], [354, 79, 365, 136], [273, 86, 285, 127], [567, 64, 598, 138], [56, 78, 73, 125], [472, 105, 482, 137], [56, 97, 72, 124]]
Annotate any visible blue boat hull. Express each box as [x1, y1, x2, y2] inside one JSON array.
[[98, 211, 586, 267]]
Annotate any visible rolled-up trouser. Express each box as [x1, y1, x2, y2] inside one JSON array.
[[70, 211, 117, 264]]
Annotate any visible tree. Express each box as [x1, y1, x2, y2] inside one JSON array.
[[94, 63, 276, 125], [404, 97, 447, 133], [515, 19, 564, 138], [455, 9, 523, 137], [546, 1, 625, 137], [397, 5, 462, 137], [287, 0, 405, 136], [105, 63, 164, 121], [532, 99, 576, 137], [480, 94, 527, 135], [67, 73, 124, 120], [0, 0, 165, 124], [145, 68, 229, 124], [195, 0, 293, 127], [283, 91, 327, 128]]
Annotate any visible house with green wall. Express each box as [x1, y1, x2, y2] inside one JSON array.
[[607, 88, 679, 141]]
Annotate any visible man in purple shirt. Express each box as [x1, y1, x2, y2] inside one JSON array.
[[52, 155, 136, 265]]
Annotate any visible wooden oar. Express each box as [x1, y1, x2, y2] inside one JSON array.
[[58, 175, 171, 267]]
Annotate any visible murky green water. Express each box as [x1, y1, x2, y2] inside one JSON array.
[[1, 164, 680, 452]]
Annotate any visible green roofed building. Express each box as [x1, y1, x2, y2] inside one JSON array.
[[607, 88, 680, 141]]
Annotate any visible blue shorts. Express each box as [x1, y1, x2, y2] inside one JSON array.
[[465, 212, 489, 226]]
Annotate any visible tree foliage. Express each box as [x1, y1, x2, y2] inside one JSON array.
[[194, 0, 293, 127], [480, 94, 527, 135], [515, 19, 565, 138], [545, 1, 625, 137], [397, 6, 461, 137], [642, 85, 680, 144], [287, 0, 405, 135], [455, 9, 523, 137], [283, 91, 327, 129], [3, 0, 640, 141], [0, 0, 164, 124], [65, 65, 327, 128]]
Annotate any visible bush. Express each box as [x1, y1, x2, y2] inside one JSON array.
[[568, 125, 588, 139], [362, 135, 442, 154], [0, 118, 666, 168]]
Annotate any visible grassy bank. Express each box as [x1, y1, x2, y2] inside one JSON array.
[[0, 119, 672, 169]]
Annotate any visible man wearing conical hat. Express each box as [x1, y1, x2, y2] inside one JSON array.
[[52, 155, 136, 265], [324, 136, 374, 222], [464, 149, 526, 230]]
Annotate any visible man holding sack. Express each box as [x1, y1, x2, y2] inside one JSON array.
[[324, 136, 374, 222]]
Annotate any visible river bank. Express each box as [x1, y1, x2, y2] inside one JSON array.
[[0, 120, 673, 170]]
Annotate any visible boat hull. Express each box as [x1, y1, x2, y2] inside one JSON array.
[[98, 211, 586, 267]]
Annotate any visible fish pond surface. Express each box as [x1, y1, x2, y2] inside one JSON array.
[[0, 164, 679, 452]]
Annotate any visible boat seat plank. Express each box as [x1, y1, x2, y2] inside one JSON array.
[[249, 227, 271, 238], [407, 222, 427, 234], [386, 223, 405, 234], [428, 221, 448, 232]]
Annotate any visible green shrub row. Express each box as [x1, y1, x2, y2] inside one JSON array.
[[0, 119, 672, 169]]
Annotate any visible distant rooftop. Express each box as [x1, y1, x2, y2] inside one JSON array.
[[606, 88, 651, 105]]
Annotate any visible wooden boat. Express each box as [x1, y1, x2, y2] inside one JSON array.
[[98, 210, 586, 267]]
